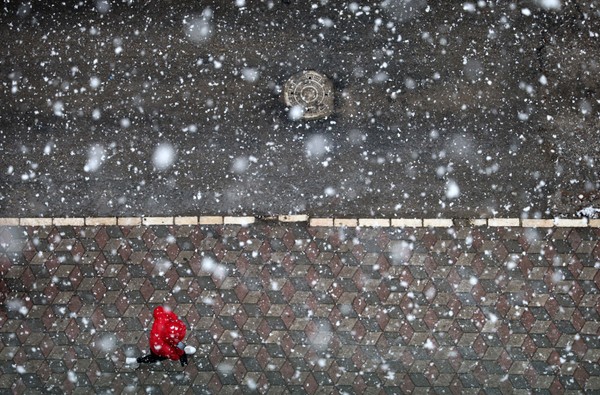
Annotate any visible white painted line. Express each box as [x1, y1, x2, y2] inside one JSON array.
[[423, 219, 453, 227], [143, 217, 174, 226], [0, 218, 20, 226], [334, 218, 358, 227], [391, 218, 423, 227], [199, 216, 224, 225], [223, 216, 255, 225], [20, 218, 52, 226], [85, 217, 118, 226], [3, 216, 598, 228], [554, 218, 588, 227], [488, 218, 520, 227], [117, 217, 142, 226], [174, 216, 198, 225], [521, 219, 554, 228], [359, 218, 390, 227], [278, 214, 309, 222], [309, 218, 334, 227], [53, 218, 85, 226]]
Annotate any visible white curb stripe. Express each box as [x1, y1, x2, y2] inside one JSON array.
[[117, 217, 142, 226], [199, 216, 224, 225], [20, 218, 52, 226], [53, 218, 85, 226], [309, 218, 334, 227], [359, 218, 390, 227], [279, 215, 309, 222], [174, 216, 199, 225], [0, 216, 598, 228], [143, 217, 174, 226], [334, 218, 358, 227], [423, 219, 454, 227], [86, 217, 118, 226], [554, 218, 588, 227], [520, 219, 554, 228], [223, 216, 255, 225], [487, 218, 520, 227], [391, 219, 423, 227]]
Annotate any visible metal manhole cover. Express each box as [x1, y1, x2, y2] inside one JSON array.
[[283, 70, 334, 120]]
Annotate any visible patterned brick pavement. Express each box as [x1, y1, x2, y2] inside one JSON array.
[[1, 223, 600, 394]]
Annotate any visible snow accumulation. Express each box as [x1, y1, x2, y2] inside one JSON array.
[[577, 206, 600, 218]]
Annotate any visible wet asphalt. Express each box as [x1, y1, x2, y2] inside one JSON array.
[[1, 0, 599, 218]]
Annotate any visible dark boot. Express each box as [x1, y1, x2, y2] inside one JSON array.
[[137, 351, 167, 364]]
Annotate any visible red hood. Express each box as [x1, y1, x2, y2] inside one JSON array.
[[149, 306, 187, 360], [153, 305, 170, 319]]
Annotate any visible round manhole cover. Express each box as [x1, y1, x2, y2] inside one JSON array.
[[283, 70, 334, 120]]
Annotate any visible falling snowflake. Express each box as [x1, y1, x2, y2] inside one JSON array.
[[241, 68, 260, 83], [305, 134, 329, 158], [445, 180, 460, 199], [84, 144, 106, 173], [96, 333, 118, 352], [288, 105, 304, 121], [154, 259, 172, 276], [152, 143, 176, 171], [183, 9, 213, 43], [201, 257, 228, 280], [6, 299, 29, 316], [536, 0, 561, 10]]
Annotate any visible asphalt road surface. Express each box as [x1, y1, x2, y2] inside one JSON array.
[[1, 0, 599, 218]]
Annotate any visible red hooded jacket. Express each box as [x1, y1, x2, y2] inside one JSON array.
[[149, 306, 187, 360]]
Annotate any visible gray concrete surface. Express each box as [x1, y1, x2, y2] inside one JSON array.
[[1, 0, 599, 218]]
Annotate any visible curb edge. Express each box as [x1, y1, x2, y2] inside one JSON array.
[[1, 217, 598, 228]]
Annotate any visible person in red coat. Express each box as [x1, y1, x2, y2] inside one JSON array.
[[136, 306, 193, 366]]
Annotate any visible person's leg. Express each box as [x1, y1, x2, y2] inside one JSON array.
[[137, 351, 168, 364]]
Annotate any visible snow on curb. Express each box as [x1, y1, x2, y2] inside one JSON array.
[[0, 216, 596, 228]]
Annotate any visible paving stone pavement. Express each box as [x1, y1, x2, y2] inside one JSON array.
[[1, 223, 600, 394]]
